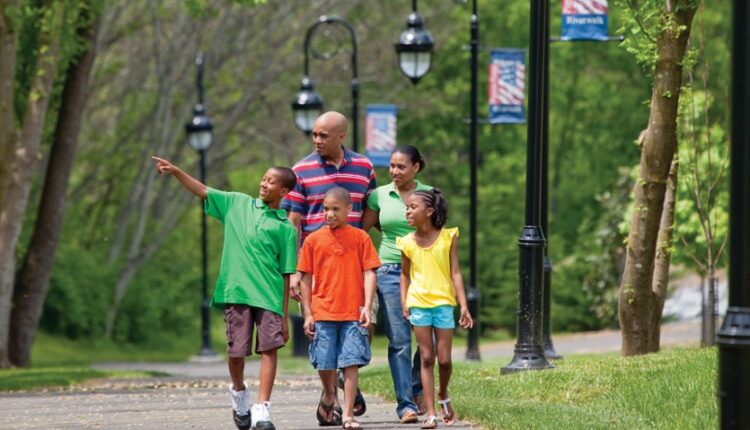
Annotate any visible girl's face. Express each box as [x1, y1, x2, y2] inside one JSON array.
[[389, 152, 420, 188], [405, 194, 434, 227]]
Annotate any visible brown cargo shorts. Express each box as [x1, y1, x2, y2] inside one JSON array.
[[223, 304, 285, 357]]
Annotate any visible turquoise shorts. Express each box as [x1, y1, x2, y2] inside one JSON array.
[[408, 305, 455, 329]]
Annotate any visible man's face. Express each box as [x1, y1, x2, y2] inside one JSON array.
[[258, 169, 288, 203], [312, 118, 344, 159], [323, 195, 351, 229]]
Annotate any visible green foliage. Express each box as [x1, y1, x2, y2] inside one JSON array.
[[360, 347, 717, 430], [0, 367, 109, 391]]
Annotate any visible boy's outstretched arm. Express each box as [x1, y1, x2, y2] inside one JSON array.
[[152, 156, 208, 199]]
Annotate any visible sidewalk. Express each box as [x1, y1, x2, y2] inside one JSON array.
[[0, 321, 699, 430]]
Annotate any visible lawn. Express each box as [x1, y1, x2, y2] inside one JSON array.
[[359, 346, 717, 430]]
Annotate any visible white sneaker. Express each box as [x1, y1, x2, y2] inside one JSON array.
[[251, 402, 275, 430], [229, 383, 251, 430]]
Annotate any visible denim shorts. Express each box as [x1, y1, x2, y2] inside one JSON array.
[[409, 305, 455, 329], [309, 321, 372, 370]]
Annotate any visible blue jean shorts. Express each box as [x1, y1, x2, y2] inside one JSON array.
[[309, 321, 372, 370], [409, 305, 455, 329]]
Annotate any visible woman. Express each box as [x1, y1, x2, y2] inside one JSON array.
[[363, 145, 430, 424]]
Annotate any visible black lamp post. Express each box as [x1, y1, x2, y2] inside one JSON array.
[[185, 52, 217, 359], [717, 1, 750, 427], [502, 0, 554, 374], [292, 16, 360, 152], [464, 0, 481, 361], [394, 0, 434, 84], [394, 0, 480, 360]]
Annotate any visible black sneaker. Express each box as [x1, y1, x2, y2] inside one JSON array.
[[255, 420, 276, 430], [233, 410, 251, 430]]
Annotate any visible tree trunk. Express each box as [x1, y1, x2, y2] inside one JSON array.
[[648, 155, 678, 349], [8, 12, 102, 367], [0, 4, 64, 368], [619, 1, 697, 356], [706, 270, 718, 346], [0, 1, 20, 369]]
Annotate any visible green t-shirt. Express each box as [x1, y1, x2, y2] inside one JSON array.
[[366, 180, 432, 264], [204, 188, 297, 315]]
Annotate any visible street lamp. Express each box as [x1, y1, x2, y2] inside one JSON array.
[[292, 16, 360, 152], [394, 0, 434, 84], [395, 0, 481, 360], [291, 76, 324, 135], [717, 1, 750, 427], [185, 52, 217, 359], [502, 0, 554, 374]]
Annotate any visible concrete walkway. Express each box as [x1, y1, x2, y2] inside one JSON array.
[[0, 320, 700, 430]]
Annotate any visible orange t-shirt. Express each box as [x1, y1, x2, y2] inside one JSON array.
[[297, 225, 381, 321]]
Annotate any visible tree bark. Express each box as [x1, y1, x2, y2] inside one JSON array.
[[0, 4, 64, 367], [647, 156, 678, 349], [619, 1, 697, 356], [8, 11, 102, 367]]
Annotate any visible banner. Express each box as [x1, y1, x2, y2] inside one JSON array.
[[561, 0, 609, 41], [365, 104, 397, 167], [488, 49, 526, 124]]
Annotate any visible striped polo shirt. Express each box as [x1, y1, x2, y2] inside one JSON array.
[[282, 147, 376, 240]]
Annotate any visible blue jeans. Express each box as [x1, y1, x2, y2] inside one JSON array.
[[376, 263, 422, 417]]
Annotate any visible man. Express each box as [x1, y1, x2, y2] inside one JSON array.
[[282, 111, 376, 417]]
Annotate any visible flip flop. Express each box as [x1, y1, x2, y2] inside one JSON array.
[[342, 418, 361, 429], [316, 394, 342, 427], [400, 410, 419, 424], [438, 398, 456, 426], [421, 416, 439, 429], [353, 388, 366, 417]]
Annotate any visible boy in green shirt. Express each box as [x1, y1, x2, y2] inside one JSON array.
[[153, 156, 298, 430]]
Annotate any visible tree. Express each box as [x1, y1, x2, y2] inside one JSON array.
[[8, 2, 103, 367], [617, 0, 698, 356], [0, 1, 67, 367]]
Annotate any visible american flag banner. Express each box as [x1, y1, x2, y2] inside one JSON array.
[[488, 49, 526, 124], [365, 104, 397, 167], [561, 0, 609, 41]]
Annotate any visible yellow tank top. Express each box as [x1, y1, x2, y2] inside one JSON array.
[[396, 227, 459, 309]]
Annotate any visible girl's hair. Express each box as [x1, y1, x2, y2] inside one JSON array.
[[393, 145, 426, 172], [412, 188, 448, 229]]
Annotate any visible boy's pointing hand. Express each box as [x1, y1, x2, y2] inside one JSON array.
[[152, 156, 175, 175]]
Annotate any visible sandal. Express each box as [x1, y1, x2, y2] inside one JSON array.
[[421, 416, 439, 429], [338, 369, 366, 417], [438, 398, 456, 426], [342, 418, 361, 429], [400, 410, 419, 424], [353, 388, 367, 416], [316, 394, 342, 427]]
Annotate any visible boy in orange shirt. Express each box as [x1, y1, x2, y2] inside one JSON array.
[[298, 187, 381, 429]]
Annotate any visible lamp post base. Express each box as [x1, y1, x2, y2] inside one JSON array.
[[501, 344, 554, 374], [717, 306, 750, 428]]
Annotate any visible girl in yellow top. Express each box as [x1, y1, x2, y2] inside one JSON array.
[[396, 189, 473, 429]]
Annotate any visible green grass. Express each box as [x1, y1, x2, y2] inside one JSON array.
[[359, 347, 717, 430], [0, 367, 164, 392]]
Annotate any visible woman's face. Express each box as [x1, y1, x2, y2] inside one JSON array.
[[389, 151, 420, 188]]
